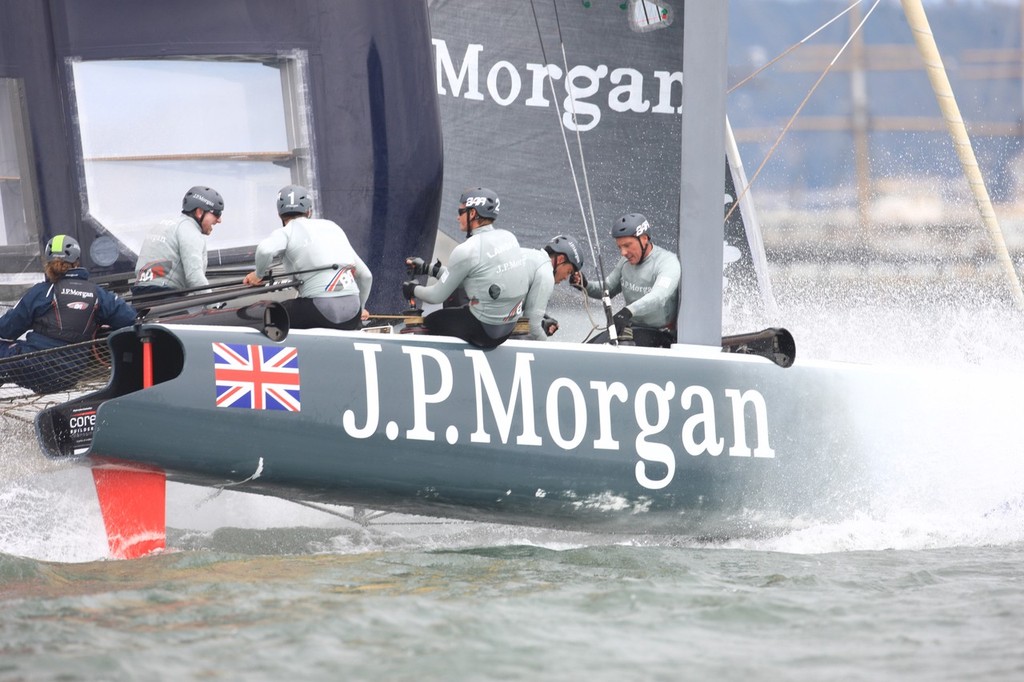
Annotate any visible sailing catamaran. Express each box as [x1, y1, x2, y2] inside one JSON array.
[[4, 0, 1012, 559]]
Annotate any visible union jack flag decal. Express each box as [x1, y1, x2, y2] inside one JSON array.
[[213, 342, 301, 411]]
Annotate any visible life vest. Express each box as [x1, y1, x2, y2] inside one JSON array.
[[32, 278, 100, 343]]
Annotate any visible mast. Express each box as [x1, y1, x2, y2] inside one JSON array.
[[678, 1, 729, 346]]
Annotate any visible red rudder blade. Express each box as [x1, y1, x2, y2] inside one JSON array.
[[91, 457, 166, 559]]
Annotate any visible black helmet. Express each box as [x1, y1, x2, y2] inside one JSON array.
[[611, 213, 651, 239], [277, 184, 313, 216], [44, 234, 81, 263], [459, 187, 500, 220], [182, 186, 225, 214], [544, 235, 583, 271]]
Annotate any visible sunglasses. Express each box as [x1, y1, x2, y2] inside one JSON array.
[[210, 210, 222, 218], [458, 207, 469, 216]]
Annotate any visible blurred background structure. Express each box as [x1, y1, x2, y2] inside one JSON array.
[[727, 0, 1024, 305]]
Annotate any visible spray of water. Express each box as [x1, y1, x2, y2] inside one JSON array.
[[721, 261, 1024, 552]]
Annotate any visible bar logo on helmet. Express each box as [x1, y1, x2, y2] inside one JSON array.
[[635, 220, 650, 237], [465, 196, 499, 213]]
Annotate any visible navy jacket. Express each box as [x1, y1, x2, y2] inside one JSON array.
[[0, 268, 137, 352]]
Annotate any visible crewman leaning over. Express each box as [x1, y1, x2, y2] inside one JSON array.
[[518, 234, 585, 340]]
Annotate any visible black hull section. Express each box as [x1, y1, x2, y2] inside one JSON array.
[[0, 0, 442, 312], [38, 325, 866, 536]]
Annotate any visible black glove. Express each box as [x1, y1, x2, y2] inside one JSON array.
[[405, 257, 427, 276], [406, 257, 442, 277], [402, 280, 419, 300], [541, 314, 559, 337], [570, 270, 588, 291], [612, 308, 632, 335]]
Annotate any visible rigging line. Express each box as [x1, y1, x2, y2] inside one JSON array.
[[527, 3, 588, 238], [641, 0, 653, 25], [550, 0, 607, 283], [728, 0, 865, 94], [724, 0, 881, 226], [528, 0, 609, 285]]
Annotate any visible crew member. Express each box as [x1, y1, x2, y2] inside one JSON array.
[[132, 185, 224, 297], [402, 187, 528, 348], [0, 235, 137, 392], [519, 234, 585, 340], [574, 213, 680, 348], [243, 184, 372, 330]]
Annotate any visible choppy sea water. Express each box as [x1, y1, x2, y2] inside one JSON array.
[[2, 538, 1023, 681], [2, 292, 1024, 681]]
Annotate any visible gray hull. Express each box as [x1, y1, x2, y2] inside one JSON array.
[[37, 324, 862, 536]]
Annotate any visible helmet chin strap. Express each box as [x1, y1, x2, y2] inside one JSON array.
[[189, 209, 206, 229], [636, 236, 652, 265]]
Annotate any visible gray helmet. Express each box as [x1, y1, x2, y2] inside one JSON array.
[[459, 187, 500, 220], [44, 234, 81, 263], [544, 235, 583, 271], [277, 184, 313, 216], [612, 213, 651, 239], [182, 186, 225, 214]]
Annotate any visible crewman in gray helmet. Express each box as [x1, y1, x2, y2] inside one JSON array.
[[402, 187, 528, 348], [242, 184, 372, 330], [132, 185, 224, 297], [518, 234, 585, 340], [572, 213, 680, 348]]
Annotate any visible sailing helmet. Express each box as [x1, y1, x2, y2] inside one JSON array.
[[459, 187, 500, 220], [544, 235, 584, 271], [611, 213, 651, 239], [44, 234, 81, 263], [182, 186, 225, 214], [277, 184, 313, 216]]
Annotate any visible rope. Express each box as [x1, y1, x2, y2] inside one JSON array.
[[728, 0, 866, 94], [724, 0, 882, 226], [528, 0, 609, 285]]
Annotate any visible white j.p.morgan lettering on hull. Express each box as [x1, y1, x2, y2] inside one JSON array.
[[341, 342, 382, 438], [340, 343, 775, 491], [404, 346, 455, 441], [466, 349, 542, 446]]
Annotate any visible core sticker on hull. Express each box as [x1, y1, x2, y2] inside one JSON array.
[[68, 404, 99, 456]]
